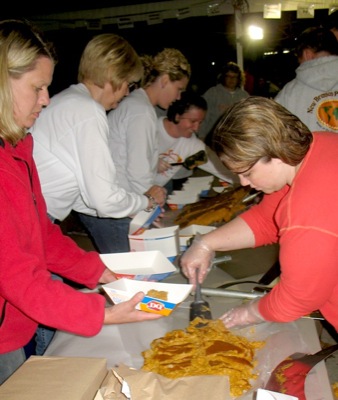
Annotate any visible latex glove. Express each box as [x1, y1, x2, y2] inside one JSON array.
[[219, 299, 265, 329], [157, 158, 171, 173], [180, 233, 215, 285]]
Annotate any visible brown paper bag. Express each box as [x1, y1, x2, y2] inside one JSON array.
[[98, 364, 230, 400]]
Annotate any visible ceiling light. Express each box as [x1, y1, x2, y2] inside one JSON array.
[[248, 25, 263, 40]]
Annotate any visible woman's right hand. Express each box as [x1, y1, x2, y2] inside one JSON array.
[[180, 233, 215, 285], [103, 292, 163, 325], [157, 158, 171, 173]]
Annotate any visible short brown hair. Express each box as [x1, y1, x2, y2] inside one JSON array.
[[218, 61, 245, 88], [212, 96, 313, 172]]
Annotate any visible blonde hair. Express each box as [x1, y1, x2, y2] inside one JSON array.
[[141, 48, 191, 88], [78, 33, 143, 90], [212, 96, 313, 172], [0, 19, 56, 145]]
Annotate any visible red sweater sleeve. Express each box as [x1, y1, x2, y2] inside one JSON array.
[[0, 135, 106, 349], [240, 188, 289, 247]]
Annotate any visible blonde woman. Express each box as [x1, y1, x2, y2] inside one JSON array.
[[32, 33, 166, 254], [106, 48, 191, 250], [0, 20, 163, 384]]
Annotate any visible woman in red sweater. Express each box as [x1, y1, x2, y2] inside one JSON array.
[[181, 96, 338, 333]]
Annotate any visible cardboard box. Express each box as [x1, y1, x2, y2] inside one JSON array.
[[99, 250, 176, 281], [129, 205, 162, 235], [128, 226, 179, 262], [182, 176, 213, 195], [0, 356, 107, 400], [102, 278, 193, 316], [167, 194, 199, 210], [179, 224, 216, 252], [186, 176, 214, 184]]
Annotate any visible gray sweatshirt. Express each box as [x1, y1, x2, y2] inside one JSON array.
[[275, 55, 338, 133]]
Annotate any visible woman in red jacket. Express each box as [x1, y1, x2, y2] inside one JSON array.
[[0, 19, 162, 385]]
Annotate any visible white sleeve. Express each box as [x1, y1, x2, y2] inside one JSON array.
[[125, 113, 158, 194], [274, 86, 286, 105], [73, 114, 148, 217]]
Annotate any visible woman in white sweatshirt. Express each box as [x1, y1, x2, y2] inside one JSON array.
[[107, 48, 191, 251]]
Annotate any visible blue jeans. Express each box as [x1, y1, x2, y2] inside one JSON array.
[[0, 348, 26, 384], [35, 318, 56, 356], [33, 272, 63, 356], [77, 213, 131, 253], [33, 213, 61, 355]]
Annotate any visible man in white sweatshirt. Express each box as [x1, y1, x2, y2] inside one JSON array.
[[275, 26, 338, 133]]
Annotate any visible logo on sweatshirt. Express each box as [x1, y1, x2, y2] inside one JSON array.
[[316, 99, 338, 131]]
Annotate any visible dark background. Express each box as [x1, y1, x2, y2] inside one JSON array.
[[2, 4, 332, 96]]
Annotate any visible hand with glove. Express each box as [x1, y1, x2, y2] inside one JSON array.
[[219, 299, 266, 329], [157, 157, 171, 173], [180, 233, 215, 285]]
